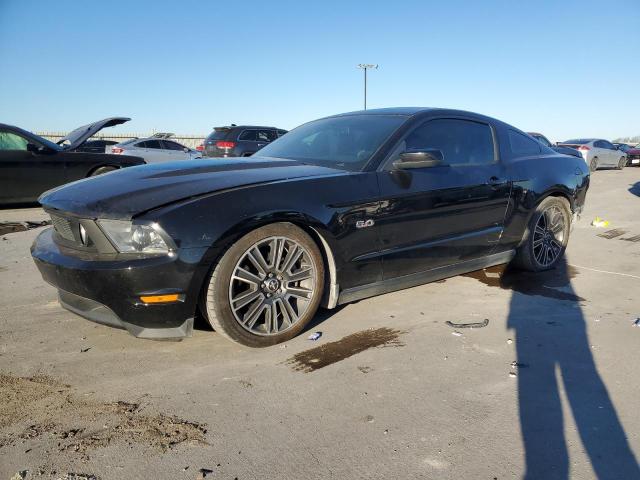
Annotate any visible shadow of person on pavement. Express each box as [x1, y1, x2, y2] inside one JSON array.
[[504, 257, 640, 479]]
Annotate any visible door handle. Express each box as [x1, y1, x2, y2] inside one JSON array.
[[486, 176, 507, 188]]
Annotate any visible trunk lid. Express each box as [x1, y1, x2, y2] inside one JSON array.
[[58, 117, 131, 151]]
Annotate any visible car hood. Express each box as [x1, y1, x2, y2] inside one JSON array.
[[627, 148, 640, 155], [58, 117, 131, 151], [39, 157, 345, 219]]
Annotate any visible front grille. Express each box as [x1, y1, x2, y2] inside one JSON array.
[[50, 214, 75, 241]]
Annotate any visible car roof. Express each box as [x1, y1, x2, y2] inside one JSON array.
[[215, 125, 280, 130]]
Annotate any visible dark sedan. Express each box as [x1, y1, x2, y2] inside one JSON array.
[[31, 108, 589, 346], [0, 117, 144, 206]]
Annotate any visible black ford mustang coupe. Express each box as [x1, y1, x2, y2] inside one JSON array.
[[31, 108, 589, 346]]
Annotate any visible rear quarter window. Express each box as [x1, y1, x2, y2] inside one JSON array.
[[509, 130, 541, 156]]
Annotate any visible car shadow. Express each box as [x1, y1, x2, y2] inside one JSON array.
[[503, 258, 640, 479], [629, 181, 640, 197]]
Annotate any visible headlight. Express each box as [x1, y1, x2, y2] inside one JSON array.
[[97, 219, 173, 254]]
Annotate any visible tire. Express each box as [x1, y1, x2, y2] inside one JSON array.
[[589, 157, 598, 172], [617, 157, 626, 170], [90, 166, 117, 176], [202, 222, 324, 347], [512, 196, 571, 272]]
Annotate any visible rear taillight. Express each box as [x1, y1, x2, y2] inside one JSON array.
[[578, 146, 590, 151], [111, 147, 124, 154], [196, 144, 204, 151], [216, 141, 236, 149]]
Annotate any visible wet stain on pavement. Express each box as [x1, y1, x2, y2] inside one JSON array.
[[597, 228, 628, 239], [461, 264, 584, 302], [285, 328, 405, 373]]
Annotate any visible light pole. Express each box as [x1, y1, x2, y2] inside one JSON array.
[[357, 63, 378, 110]]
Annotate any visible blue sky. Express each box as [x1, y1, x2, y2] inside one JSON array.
[[1, 0, 638, 141]]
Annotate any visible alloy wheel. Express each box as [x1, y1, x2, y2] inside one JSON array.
[[533, 205, 565, 267], [228, 236, 316, 336], [590, 158, 598, 172]]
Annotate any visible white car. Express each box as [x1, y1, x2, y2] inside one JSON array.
[[111, 135, 202, 164], [557, 138, 627, 172]]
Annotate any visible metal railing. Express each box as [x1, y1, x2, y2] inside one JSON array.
[[36, 132, 206, 149]]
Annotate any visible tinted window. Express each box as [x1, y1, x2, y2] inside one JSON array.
[[399, 119, 495, 166], [601, 140, 615, 149], [257, 129, 277, 142], [535, 135, 552, 147], [0, 131, 29, 150], [206, 128, 230, 142], [144, 140, 163, 149], [509, 130, 541, 156], [257, 114, 406, 171], [562, 139, 591, 145], [239, 130, 257, 141], [162, 140, 186, 151], [593, 140, 605, 148]]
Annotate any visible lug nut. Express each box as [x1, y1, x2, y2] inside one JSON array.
[[268, 273, 274, 278], [267, 293, 272, 298]]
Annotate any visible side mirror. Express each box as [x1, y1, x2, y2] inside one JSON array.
[[26, 143, 40, 153], [393, 149, 445, 170]]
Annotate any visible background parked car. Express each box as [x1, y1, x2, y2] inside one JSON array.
[[111, 136, 202, 164], [0, 118, 144, 206], [72, 139, 119, 154], [201, 125, 287, 158], [528, 132, 582, 158], [557, 138, 627, 171], [622, 144, 640, 167]]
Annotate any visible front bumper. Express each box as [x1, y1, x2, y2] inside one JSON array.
[[31, 228, 207, 339]]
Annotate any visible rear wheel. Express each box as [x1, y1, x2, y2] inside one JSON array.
[[512, 197, 571, 272], [202, 222, 324, 347], [589, 157, 598, 172], [90, 166, 117, 176], [617, 157, 626, 170]]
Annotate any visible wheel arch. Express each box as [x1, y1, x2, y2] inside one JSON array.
[[193, 212, 341, 317]]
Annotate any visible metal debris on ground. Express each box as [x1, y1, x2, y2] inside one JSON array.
[[308, 332, 322, 341], [509, 372, 517, 378], [597, 228, 628, 239], [451, 331, 463, 337], [445, 318, 489, 329], [60, 474, 99, 480], [507, 338, 513, 344], [196, 468, 214, 479], [633, 318, 640, 327], [10, 471, 27, 480], [591, 217, 610, 228], [0, 220, 51, 235]]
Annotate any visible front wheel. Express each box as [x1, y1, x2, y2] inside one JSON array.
[[617, 157, 626, 170], [512, 197, 571, 272], [589, 157, 598, 172], [202, 222, 324, 347], [90, 166, 117, 176]]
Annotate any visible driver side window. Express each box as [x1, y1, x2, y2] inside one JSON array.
[[387, 118, 496, 167], [0, 131, 29, 151]]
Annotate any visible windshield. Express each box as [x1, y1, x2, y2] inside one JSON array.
[[257, 115, 407, 171]]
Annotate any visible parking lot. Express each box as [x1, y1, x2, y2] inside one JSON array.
[[1, 168, 639, 479]]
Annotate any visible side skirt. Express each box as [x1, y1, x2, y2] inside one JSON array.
[[337, 250, 515, 305]]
